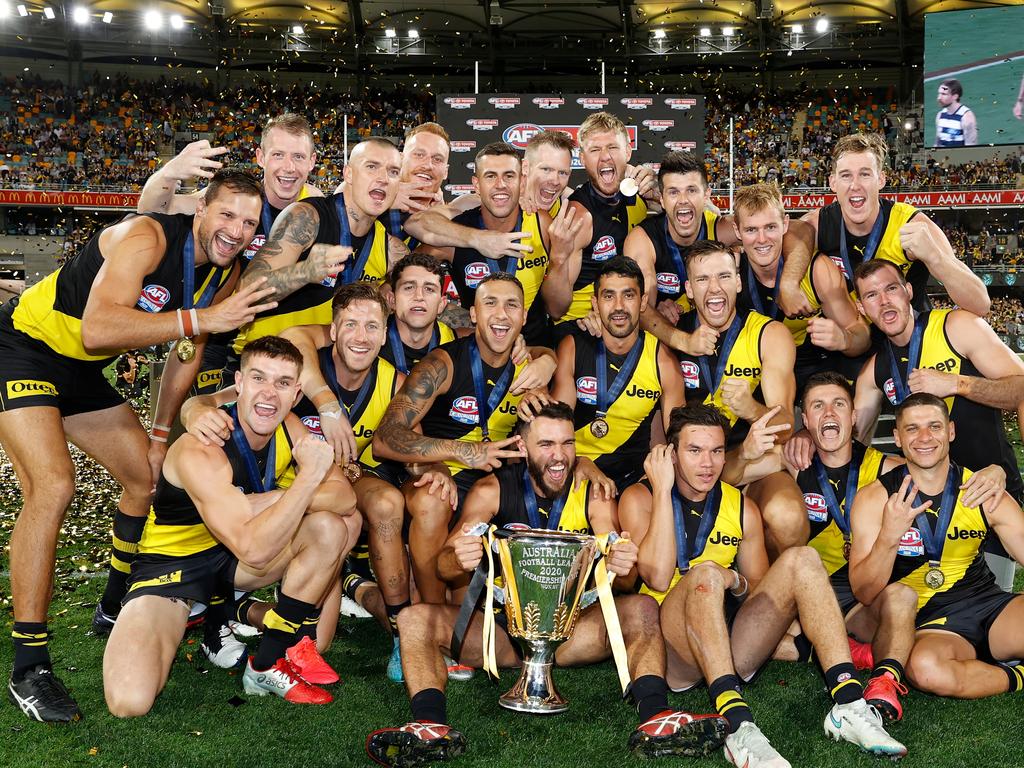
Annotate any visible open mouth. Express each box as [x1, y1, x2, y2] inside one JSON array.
[[253, 402, 277, 418], [848, 195, 866, 210], [880, 309, 899, 325], [369, 188, 388, 203], [539, 186, 559, 204], [674, 207, 695, 227], [276, 175, 299, 189], [415, 172, 433, 183], [819, 420, 841, 439], [489, 323, 511, 341], [347, 344, 371, 355], [215, 233, 240, 256], [599, 166, 617, 186], [546, 462, 566, 484], [705, 296, 727, 314], [491, 192, 510, 206]]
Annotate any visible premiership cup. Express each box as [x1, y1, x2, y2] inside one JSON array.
[[494, 529, 599, 714]]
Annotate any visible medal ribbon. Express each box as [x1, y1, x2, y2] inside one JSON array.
[[387, 317, 440, 375], [596, 334, 645, 419], [479, 209, 524, 277], [886, 313, 925, 404], [229, 405, 276, 493], [334, 194, 375, 284], [662, 214, 705, 292], [697, 312, 744, 394], [744, 255, 785, 319], [810, 447, 864, 539], [260, 200, 276, 241], [838, 207, 885, 281], [594, 532, 631, 694], [523, 469, 568, 531], [320, 347, 375, 423], [906, 464, 960, 569], [182, 232, 224, 312], [468, 337, 515, 441], [672, 484, 721, 572]]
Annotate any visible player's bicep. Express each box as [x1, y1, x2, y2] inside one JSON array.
[[759, 324, 796, 409], [737, 496, 769, 582], [551, 335, 578, 407], [251, 201, 320, 270], [382, 349, 453, 428], [87, 219, 166, 312]]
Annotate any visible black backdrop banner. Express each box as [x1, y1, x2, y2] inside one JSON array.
[[436, 94, 705, 194]]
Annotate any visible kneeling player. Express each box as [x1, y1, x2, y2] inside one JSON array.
[[366, 402, 727, 766], [624, 404, 905, 768], [100, 338, 360, 716]]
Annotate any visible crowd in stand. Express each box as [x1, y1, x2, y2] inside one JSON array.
[[932, 295, 1024, 339]]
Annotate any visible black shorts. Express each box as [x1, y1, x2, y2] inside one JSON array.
[[832, 577, 858, 617], [916, 587, 1019, 659], [124, 547, 237, 607], [0, 314, 123, 416], [365, 460, 410, 490], [191, 336, 232, 396]]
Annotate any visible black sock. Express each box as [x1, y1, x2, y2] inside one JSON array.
[[234, 595, 261, 625], [708, 674, 753, 734], [99, 510, 146, 615], [824, 662, 862, 705], [342, 571, 368, 601], [12, 622, 50, 679], [386, 601, 410, 636], [631, 674, 671, 722], [253, 592, 315, 670], [201, 596, 230, 649], [871, 659, 905, 685], [1001, 662, 1024, 693], [793, 632, 815, 663], [410, 688, 448, 725], [297, 607, 322, 642]]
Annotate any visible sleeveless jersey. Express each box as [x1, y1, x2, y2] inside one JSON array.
[[492, 462, 592, 535], [138, 415, 295, 558], [418, 335, 528, 478], [937, 105, 971, 147], [8, 213, 231, 362], [872, 309, 1023, 501], [640, 210, 719, 313], [641, 481, 745, 604], [449, 208, 550, 344], [562, 181, 647, 322], [797, 442, 886, 582], [232, 193, 388, 353], [379, 317, 457, 375], [879, 464, 998, 612], [571, 330, 664, 485], [381, 208, 421, 251], [291, 347, 398, 469]]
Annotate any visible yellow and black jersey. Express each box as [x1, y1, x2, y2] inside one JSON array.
[[816, 198, 926, 308], [641, 481, 745, 604], [491, 462, 592, 535], [381, 208, 421, 252], [797, 442, 886, 582], [873, 309, 1023, 501], [561, 181, 647, 322], [676, 310, 772, 445], [379, 316, 457, 375], [879, 464, 1000, 612], [291, 347, 399, 469], [138, 409, 295, 558], [640, 210, 719, 313], [418, 335, 528, 479], [449, 208, 550, 345], [571, 330, 664, 489], [232, 192, 389, 354], [7, 213, 231, 363]]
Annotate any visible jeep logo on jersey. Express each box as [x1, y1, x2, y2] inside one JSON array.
[[488, 97, 520, 109], [643, 119, 675, 132], [803, 493, 828, 523], [576, 375, 598, 406], [883, 378, 898, 405], [450, 141, 476, 153], [466, 119, 499, 131], [577, 97, 609, 109], [444, 97, 476, 109], [503, 123, 544, 149], [664, 140, 697, 152], [243, 234, 266, 261], [533, 97, 564, 110], [301, 415, 325, 439], [680, 360, 700, 389], [897, 527, 924, 557], [464, 262, 492, 288], [450, 396, 479, 425], [657, 272, 681, 294], [137, 284, 170, 313], [592, 235, 617, 262], [620, 97, 652, 110], [665, 98, 696, 110]]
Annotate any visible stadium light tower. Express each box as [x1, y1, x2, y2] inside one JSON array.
[[292, 24, 303, 35], [17, 4, 27, 16], [169, 13, 184, 30], [699, 27, 711, 37], [43, 6, 54, 19], [815, 17, 828, 33], [384, 27, 396, 37], [722, 26, 734, 37], [792, 23, 803, 34], [408, 28, 419, 38], [143, 9, 162, 30], [102, 11, 112, 23], [71, 6, 89, 24]]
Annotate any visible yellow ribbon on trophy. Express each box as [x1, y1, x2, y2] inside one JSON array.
[[594, 532, 631, 694], [481, 524, 501, 681]]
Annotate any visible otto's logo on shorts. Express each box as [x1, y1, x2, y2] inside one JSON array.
[[464, 262, 492, 288], [196, 370, 222, 389], [6, 379, 58, 399], [897, 527, 924, 557], [883, 378, 898, 405], [643, 119, 675, 132], [450, 396, 479, 425], [680, 360, 700, 389], [503, 123, 544, 149], [467, 119, 499, 131], [450, 141, 476, 153], [664, 141, 697, 152], [829, 254, 849, 279], [533, 97, 564, 110], [803, 493, 828, 523], [444, 97, 476, 109], [657, 272, 681, 294], [665, 98, 696, 110], [243, 234, 266, 261], [592, 235, 616, 262], [576, 375, 598, 406], [577, 97, 609, 110], [620, 97, 652, 110], [301, 415, 325, 439], [488, 97, 520, 109], [137, 284, 170, 312]]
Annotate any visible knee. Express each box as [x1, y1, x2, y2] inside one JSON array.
[[396, 603, 431, 640], [406, 485, 452, 526], [105, 686, 156, 719], [620, 594, 660, 633], [22, 470, 76, 515], [878, 582, 919, 616], [365, 486, 404, 525], [779, 545, 825, 578], [301, 511, 351, 560], [686, 562, 728, 596], [906, 646, 957, 696]]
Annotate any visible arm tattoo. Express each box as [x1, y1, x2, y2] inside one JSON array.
[[241, 204, 320, 299], [439, 303, 473, 330]]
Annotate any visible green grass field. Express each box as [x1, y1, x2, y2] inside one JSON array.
[[2, 411, 1024, 767]]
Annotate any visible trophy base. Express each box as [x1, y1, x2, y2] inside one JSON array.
[[498, 657, 568, 715]]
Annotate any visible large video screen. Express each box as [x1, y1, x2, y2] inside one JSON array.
[[924, 5, 1024, 147]]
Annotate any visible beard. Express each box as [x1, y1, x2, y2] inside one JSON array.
[[526, 454, 576, 500]]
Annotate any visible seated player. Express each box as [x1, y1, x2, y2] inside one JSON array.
[[365, 402, 728, 766], [624, 404, 906, 768], [850, 393, 1024, 700], [101, 337, 360, 716]]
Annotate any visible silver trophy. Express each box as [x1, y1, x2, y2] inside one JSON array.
[[494, 529, 599, 714]]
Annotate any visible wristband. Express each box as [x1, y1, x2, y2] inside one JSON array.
[[150, 424, 171, 443], [729, 571, 749, 598], [190, 308, 200, 336], [175, 309, 186, 338], [318, 402, 343, 419]]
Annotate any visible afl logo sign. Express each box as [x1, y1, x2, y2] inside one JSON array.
[[620, 97, 652, 110], [577, 97, 609, 110], [533, 97, 564, 110], [803, 493, 828, 523], [883, 378, 898, 405], [576, 375, 598, 406], [301, 415, 325, 439], [897, 527, 924, 557], [488, 97, 520, 109], [643, 120, 675, 132], [665, 98, 696, 110], [464, 262, 491, 288], [243, 234, 266, 261], [450, 141, 476, 153], [664, 141, 697, 152], [444, 97, 476, 109], [657, 272, 681, 294], [450, 396, 480, 425], [680, 360, 700, 389], [137, 284, 170, 313], [467, 119, 499, 131], [503, 123, 544, 149], [592, 235, 616, 262]]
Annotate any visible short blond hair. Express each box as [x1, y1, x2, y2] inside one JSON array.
[[406, 122, 451, 149], [578, 112, 629, 147], [733, 183, 785, 224], [261, 113, 315, 151], [832, 133, 888, 174], [525, 129, 576, 161]]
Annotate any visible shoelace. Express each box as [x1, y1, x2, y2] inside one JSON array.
[[26, 670, 72, 702]]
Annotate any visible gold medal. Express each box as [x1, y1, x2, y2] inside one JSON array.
[[842, 538, 852, 562], [590, 418, 609, 439], [176, 338, 196, 363], [343, 463, 362, 483], [924, 567, 945, 590]]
